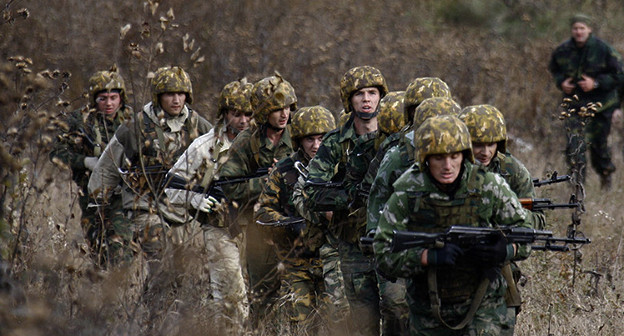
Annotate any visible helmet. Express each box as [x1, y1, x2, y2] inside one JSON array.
[[88, 65, 128, 106], [458, 104, 507, 153], [337, 109, 350, 127], [404, 77, 452, 125], [415, 114, 474, 168], [251, 73, 297, 125], [291, 105, 336, 140], [150, 66, 193, 107], [413, 97, 461, 131], [339, 66, 388, 118], [377, 91, 405, 135], [218, 78, 253, 116]]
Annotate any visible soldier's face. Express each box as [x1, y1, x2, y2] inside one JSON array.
[[226, 109, 252, 133], [267, 107, 290, 130], [427, 152, 463, 184], [301, 134, 323, 158], [95, 92, 121, 116], [571, 22, 592, 46], [472, 142, 497, 166], [159, 92, 186, 116], [351, 87, 380, 116]]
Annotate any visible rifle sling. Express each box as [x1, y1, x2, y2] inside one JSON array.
[[427, 266, 489, 330], [502, 263, 522, 308]]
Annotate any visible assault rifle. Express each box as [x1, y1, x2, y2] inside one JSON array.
[[256, 217, 306, 227], [360, 226, 591, 253], [164, 166, 270, 200], [532, 171, 571, 187], [77, 127, 99, 152], [519, 195, 580, 211]]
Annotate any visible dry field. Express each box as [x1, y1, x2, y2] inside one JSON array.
[[2, 0, 624, 335]]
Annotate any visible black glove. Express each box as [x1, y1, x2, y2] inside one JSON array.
[[469, 232, 513, 266], [427, 243, 463, 266]]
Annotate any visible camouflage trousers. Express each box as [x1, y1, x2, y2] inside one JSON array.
[[202, 225, 249, 330], [278, 255, 327, 327], [564, 109, 616, 182], [339, 241, 381, 336], [319, 241, 351, 323], [407, 275, 508, 336], [378, 274, 410, 336]]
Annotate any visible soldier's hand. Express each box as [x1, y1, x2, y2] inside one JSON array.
[[468, 232, 514, 266], [426, 243, 463, 266], [561, 77, 576, 94], [198, 196, 219, 213], [84, 156, 99, 171], [578, 74, 596, 92]]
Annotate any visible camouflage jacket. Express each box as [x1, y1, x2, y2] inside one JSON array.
[[218, 125, 293, 215], [255, 150, 324, 254], [366, 129, 416, 232], [50, 106, 131, 184], [373, 161, 532, 300], [303, 118, 378, 242], [88, 103, 211, 219], [549, 35, 624, 112], [483, 151, 546, 229]]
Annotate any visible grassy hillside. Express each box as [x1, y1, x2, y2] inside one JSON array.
[[2, 0, 624, 334]]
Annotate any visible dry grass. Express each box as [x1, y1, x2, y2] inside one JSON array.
[[3, 0, 624, 334]]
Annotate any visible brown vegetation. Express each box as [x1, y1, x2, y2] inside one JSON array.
[[2, 0, 624, 334]]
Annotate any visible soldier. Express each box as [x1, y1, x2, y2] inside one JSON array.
[[88, 66, 212, 267], [548, 13, 624, 189], [304, 65, 387, 335], [217, 72, 296, 325], [254, 106, 336, 332], [50, 66, 132, 266], [165, 78, 253, 332], [459, 104, 545, 335], [373, 115, 533, 336]]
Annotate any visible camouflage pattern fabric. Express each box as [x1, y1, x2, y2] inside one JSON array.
[[459, 105, 508, 153], [415, 115, 474, 167], [250, 73, 297, 125], [340, 65, 388, 115], [373, 161, 533, 336], [290, 105, 336, 142], [217, 124, 293, 324], [218, 78, 254, 115], [377, 91, 406, 137], [88, 66, 128, 104], [150, 66, 194, 107], [50, 105, 131, 266], [165, 126, 249, 329], [549, 34, 624, 180], [403, 77, 452, 126]]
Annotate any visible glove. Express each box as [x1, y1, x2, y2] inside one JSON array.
[[427, 243, 463, 266], [469, 232, 514, 266], [84, 156, 99, 171], [198, 196, 219, 213]]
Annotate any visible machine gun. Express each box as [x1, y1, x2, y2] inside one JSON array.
[[532, 171, 571, 187], [519, 194, 580, 211], [360, 225, 591, 253]]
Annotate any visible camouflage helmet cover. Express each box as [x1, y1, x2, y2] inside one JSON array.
[[377, 91, 405, 135], [251, 72, 297, 125], [413, 97, 462, 131], [337, 109, 350, 128], [458, 104, 507, 153], [340, 65, 389, 114], [404, 77, 452, 125], [88, 65, 128, 106], [415, 114, 474, 168], [218, 78, 253, 115], [291, 105, 336, 140], [150, 66, 193, 107]]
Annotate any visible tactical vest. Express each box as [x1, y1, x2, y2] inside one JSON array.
[[407, 165, 490, 302]]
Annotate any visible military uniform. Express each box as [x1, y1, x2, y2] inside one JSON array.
[[166, 78, 253, 332], [49, 68, 132, 266], [373, 115, 532, 336], [218, 74, 296, 324], [549, 33, 624, 184], [88, 66, 211, 264]]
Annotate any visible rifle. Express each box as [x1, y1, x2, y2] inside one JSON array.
[[520, 195, 580, 211], [532, 171, 571, 187], [164, 167, 270, 200], [256, 217, 306, 227], [360, 225, 591, 253]]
